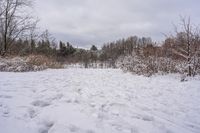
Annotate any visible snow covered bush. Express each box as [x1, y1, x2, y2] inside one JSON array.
[[0, 55, 63, 72], [116, 52, 190, 76], [116, 56, 156, 76], [0, 57, 46, 72]]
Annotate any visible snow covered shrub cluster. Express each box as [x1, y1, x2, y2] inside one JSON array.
[[0, 55, 64, 72], [116, 54, 189, 76], [116, 55, 157, 76], [0, 57, 46, 72]]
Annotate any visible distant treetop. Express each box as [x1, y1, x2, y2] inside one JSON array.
[[90, 45, 98, 51]]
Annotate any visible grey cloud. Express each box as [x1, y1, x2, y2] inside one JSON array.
[[34, 0, 200, 47]]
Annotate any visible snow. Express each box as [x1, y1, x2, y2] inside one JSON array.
[[0, 68, 200, 133]]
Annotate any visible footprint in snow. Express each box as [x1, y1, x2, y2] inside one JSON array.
[[0, 95, 12, 99], [131, 114, 154, 122], [28, 108, 37, 119], [141, 115, 154, 121], [38, 121, 54, 133], [85, 129, 95, 133], [68, 125, 80, 132], [2, 107, 10, 117], [131, 127, 139, 133], [31, 89, 37, 93], [50, 94, 64, 101], [31, 100, 51, 107], [67, 124, 95, 133]]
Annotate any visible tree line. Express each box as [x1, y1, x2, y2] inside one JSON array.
[[0, 0, 200, 76], [99, 17, 200, 76], [0, 0, 99, 65]]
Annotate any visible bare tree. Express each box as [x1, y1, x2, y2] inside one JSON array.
[[40, 30, 53, 42], [172, 16, 200, 76], [0, 1, 4, 52], [182, 17, 192, 76], [0, 0, 36, 55]]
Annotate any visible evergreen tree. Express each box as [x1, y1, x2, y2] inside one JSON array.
[[90, 45, 98, 51]]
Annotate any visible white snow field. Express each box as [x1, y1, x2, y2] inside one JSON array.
[[0, 68, 200, 133]]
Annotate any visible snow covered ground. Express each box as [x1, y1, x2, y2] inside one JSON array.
[[0, 68, 200, 133]]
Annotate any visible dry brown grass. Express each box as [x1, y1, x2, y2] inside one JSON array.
[[26, 55, 63, 69]]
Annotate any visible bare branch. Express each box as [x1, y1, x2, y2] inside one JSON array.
[[0, 0, 36, 55]]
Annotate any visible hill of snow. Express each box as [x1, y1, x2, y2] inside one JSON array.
[[0, 68, 200, 133]]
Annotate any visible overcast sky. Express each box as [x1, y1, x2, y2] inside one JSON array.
[[34, 0, 200, 48]]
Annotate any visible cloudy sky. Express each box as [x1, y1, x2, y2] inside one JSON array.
[[34, 0, 200, 48]]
